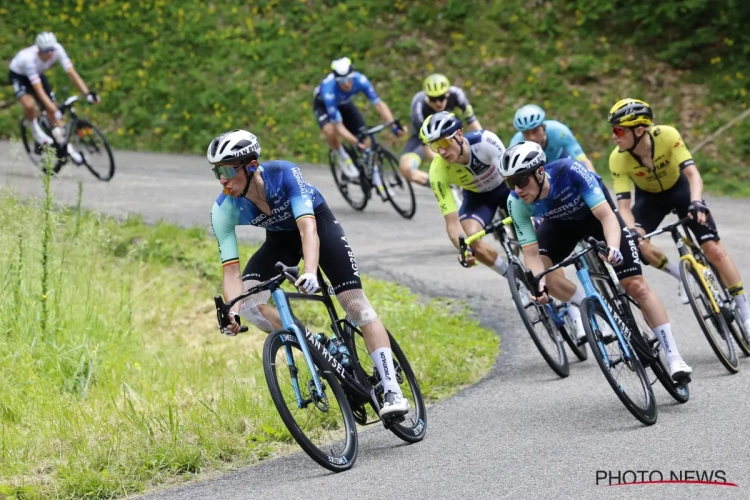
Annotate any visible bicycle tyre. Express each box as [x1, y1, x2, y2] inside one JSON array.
[[680, 259, 739, 373], [707, 261, 750, 357], [329, 147, 368, 211], [263, 330, 358, 472], [76, 120, 115, 181], [378, 148, 416, 219], [581, 297, 657, 425], [507, 263, 569, 378], [623, 296, 689, 404]]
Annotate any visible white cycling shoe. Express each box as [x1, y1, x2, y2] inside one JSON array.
[[337, 155, 359, 179], [380, 391, 410, 418], [573, 316, 587, 341], [67, 143, 84, 165], [677, 281, 689, 305], [669, 359, 693, 381]]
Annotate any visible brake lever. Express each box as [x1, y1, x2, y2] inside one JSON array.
[[214, 295, 248, 334], [524, 270, 545, 298], [458, 236, 469, 268]]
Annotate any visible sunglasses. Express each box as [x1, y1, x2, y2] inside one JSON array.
[[611, 126, 628, 138], [504, 170, 539, 190], [428, 94, 448, 103], [335, 76, 353, 84], [40, 48, 55, 53], [211, 164, 244, 180], [427, 132, 458, 152]]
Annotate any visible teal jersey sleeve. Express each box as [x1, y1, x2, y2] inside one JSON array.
[[507, 194, 536, 247], [210, 197, 241, 265]]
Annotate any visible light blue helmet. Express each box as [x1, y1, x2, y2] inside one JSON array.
[[513, 104, 546, 131]]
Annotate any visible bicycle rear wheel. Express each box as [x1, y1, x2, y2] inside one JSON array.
[[378, 148, 416, 219], [329, 147, 368, 211], [263, 330, 358, 472], [75, 120, 115, 181], [680, 259, 739, 373], [708, 261, 750, 357], [581, 297, 657, 425], [624, 296, 689, 404], [348, 323, 426, 443], [508, 263, 569, 378]]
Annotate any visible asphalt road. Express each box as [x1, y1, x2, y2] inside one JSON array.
[[2, 140, 749, 499]]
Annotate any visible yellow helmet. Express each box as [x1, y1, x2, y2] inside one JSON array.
[[607, 98, 654, 127], [423, 73, 450, 97]]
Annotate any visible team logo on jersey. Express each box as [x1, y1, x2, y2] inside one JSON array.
[[674, 141, 680, 148]]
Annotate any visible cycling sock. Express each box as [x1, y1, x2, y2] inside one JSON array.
[[652, 323, 682, 363], [728, 282, 750, 320], [371, 347, 401, 395], [491, 256, 508, 276], [656, 256, 681, 281], [567, 304, 581, 322], [336, 146, 349, 160], [569, 285, 586, 306]]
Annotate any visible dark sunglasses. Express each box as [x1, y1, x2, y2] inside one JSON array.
[[428, 93, 448, 103], [611, 126, 628, 138], [211, 164, 244, 180], [504, 170, 539, 190]]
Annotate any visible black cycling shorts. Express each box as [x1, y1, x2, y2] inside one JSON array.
[[459, 184, 511, 227], [536, 190, 642, 281], [242, 201, 362, 294], [632, 172, 719, 244], [312, 94, 366, 136], [8, 70, 53, 101]]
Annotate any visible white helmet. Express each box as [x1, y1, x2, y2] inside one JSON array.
[[500, 141, 546, 177], [331, 57, 354, 78], [35, 32, 57, 51], [207, 129, 261, 165], [419, 111, 463, 144]]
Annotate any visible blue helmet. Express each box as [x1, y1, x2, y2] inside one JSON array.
[[513, 104, 546, 131]]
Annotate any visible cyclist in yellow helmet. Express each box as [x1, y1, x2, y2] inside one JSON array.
[[608, 98, 750, 334], [398, 73, 482, 186]]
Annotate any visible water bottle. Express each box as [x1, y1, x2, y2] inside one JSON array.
[[329, 337, 351, 368]]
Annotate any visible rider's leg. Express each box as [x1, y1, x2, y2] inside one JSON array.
[[398, 145, 429, 186], [459, 188, 511, 275], [638, 238, 682, 281]]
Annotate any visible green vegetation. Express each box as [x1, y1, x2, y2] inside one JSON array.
[[1, 0, 748, 196], [0, 186, 498, 498]]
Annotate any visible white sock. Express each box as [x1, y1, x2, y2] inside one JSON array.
[[336, 146, 349, 160], [371, 347, 401, 395], [567, 304, 581, 322], [662, 260, 682, 281], [568, 284, 586, 306], [652, 323, 682, 363], [490, 256, 508, 276]]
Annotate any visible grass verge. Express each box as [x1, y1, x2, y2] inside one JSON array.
[[0, 187, 498, 499]]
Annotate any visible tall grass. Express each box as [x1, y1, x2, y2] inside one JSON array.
[[0, 189, 498, 498]]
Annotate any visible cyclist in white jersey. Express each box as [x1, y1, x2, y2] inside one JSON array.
[[8, 32, 100, 162]]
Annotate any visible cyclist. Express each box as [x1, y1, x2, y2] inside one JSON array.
[[503, 141, 692, 380], [607, 98, 750, 332], [207, 129, 409, 417], [419, 111, 519, 284], [510, 104, 596, 173], [399, 74, 482, 187], [312, 57, 406, 179], [8, 32, 100, 164]]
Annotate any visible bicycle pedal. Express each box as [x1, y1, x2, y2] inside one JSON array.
[[382, 413, 406, 427]]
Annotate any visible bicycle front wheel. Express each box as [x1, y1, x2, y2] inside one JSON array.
[[680, 259, 739, 373], [263, 330, 358, 472], [75, 120, 115, 181], [508, 263, 569, 378], [581, 297, 657, 426], [378, 148, 416, 219], [329, 148, 368, 211]]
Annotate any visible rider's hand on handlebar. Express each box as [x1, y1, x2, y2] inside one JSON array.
[[392, 124, 408, 138], [458, 247, 478, 267], [533, 282, 550, 305], [355, 141, 367, 152], [223, 310, 242, 336], [87, 91, 101, 104], [627, 227, 643, 245], [607, 246, 624, 266], [688, 200, 709, 225], [295, 273, 320, 294]]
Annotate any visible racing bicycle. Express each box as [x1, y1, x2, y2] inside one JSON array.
[[214, 262, 426, 472], [20, 94, 115, 181], [329, 119, 416, 219]]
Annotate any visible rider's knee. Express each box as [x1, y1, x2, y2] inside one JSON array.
[[238, 281, 274, 332], [321, 123, 337, 140], [622, 276, 650, 302], [336, 288, 378, 327], [703, 240, 726, 264]]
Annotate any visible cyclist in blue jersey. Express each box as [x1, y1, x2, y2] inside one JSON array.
[[502, 141, 692, 380], [207, 129, 410, 417], [510, 104, 596, 173], [313, 57, 406, 178]]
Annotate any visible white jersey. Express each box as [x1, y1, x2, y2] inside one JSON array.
[[9, 44, 73, 85]]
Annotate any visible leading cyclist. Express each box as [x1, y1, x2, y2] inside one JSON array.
[[8, 32, 100, 163], [208, 129, 409, 417], [503, 141, 692, 380]]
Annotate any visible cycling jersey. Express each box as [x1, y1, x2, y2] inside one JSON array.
[[510, 120, 586, 162], [429, 130, 507, 215], [210, 161, 324, 266], [609, 125, 695, 197], [9, 44, 73, 85], [408, 86, 477, 133], [507, 158, 607, 247], [313, 72, 380, 124]]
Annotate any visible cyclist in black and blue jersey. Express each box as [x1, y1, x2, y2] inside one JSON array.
[[510, 104, 596, 173], [312, 57, 406, 179], [207, 129, 410, 417], [502, 141, 692, 380]]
